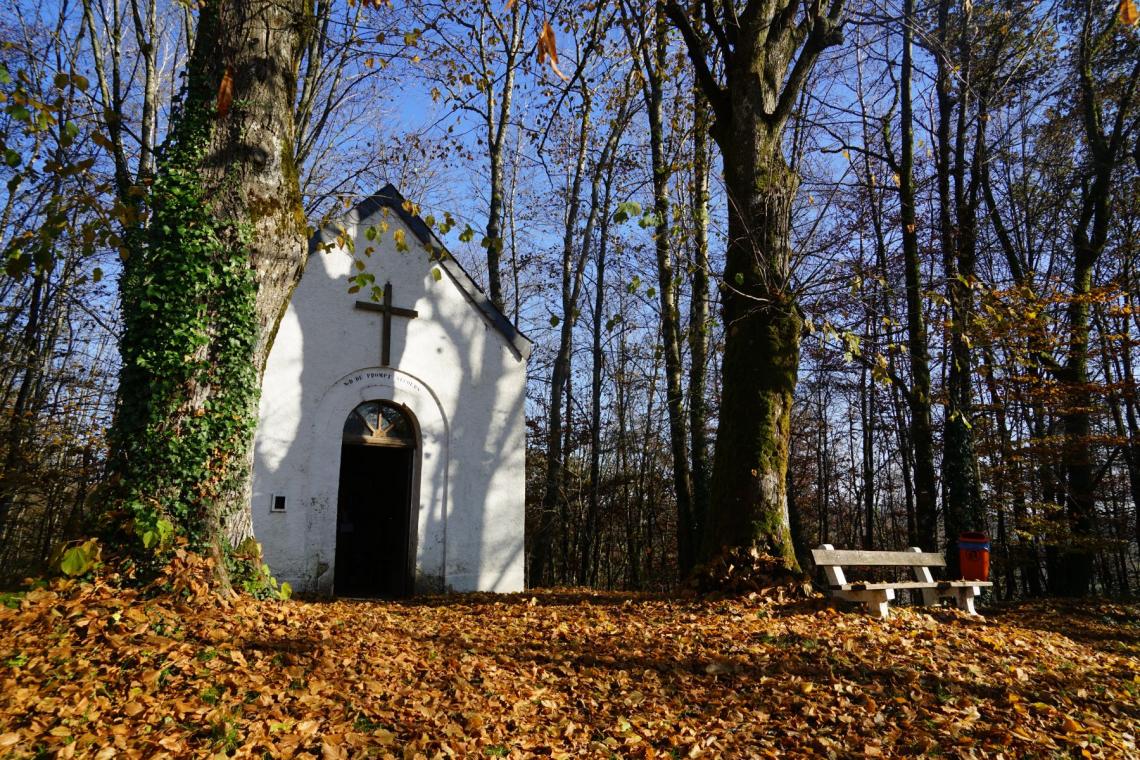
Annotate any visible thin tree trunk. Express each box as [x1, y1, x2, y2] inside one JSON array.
[[532, 90, 599, 587], [687, 88, 712, 557], [622, 0, 695, 575], [898, 0, 938, 550], [582, 161, 616, 585], [483, 0, 522, 311], [861, 362, 875, 550]]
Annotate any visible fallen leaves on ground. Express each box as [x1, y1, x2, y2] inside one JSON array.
[[1, 578, 1138, 759], [690, 548, 813, 597]]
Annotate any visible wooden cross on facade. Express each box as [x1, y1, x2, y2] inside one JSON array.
[[355, 282, 418, 366]]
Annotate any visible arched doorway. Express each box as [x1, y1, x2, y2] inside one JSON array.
[[334, 400, 417, 597]]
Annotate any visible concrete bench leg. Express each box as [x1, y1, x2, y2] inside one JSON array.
[[866, 590, 893, 619], [834, 589, 896, 619], [853, 589, 895, 619], [955, 586, 979, 615]]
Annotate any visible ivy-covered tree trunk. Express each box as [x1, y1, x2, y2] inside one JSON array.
[[935, 0, 985, 573], [666, 0, 844, 572], [110, 0, 308, 579]]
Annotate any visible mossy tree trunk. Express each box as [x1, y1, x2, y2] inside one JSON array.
[[665, 0, 844, 571], [110, 0, 309, 578], [704, 142, 801, 567]]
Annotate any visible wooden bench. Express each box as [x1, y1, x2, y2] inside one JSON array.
[[811, 544, 993, 619]]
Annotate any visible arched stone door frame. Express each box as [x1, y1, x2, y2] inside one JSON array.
[[306, 367, 449, 595]]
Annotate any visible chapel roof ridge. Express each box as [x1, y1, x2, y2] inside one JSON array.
[[307, 184, 532, 361]]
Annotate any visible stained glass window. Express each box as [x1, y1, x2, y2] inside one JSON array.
[[343, 400, 415, 446]]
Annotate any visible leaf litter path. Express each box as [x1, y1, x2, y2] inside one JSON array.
[[1, 582, 1138, 759]]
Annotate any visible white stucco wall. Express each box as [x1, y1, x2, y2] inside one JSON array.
[[252, 196, 528, 595]]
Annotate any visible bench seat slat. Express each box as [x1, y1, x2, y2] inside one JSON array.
[[812, 548, 946, 567], [832, 581, 993, 591]]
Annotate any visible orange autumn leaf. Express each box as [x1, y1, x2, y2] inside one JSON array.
[[504, 0, 517, 10], [1121, 0, 1140, 25], [216, 66, 234, 119], [537, 20, 570, 82]]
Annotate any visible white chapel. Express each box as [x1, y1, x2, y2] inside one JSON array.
[[251, 185, 530, 597]]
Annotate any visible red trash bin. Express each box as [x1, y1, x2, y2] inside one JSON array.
[[958, 532, 990, 581]]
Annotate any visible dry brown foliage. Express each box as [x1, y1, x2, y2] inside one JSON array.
[[1, 567, 1139, 758], [690, 548, 813, 597]]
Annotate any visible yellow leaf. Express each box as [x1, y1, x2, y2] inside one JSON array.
[[1120, 0, 1139, 26]]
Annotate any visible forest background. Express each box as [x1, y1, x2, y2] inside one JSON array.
[[1, 0, 1138, 599]]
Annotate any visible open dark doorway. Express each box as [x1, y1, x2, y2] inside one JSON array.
[[334, 401, 417, 598]]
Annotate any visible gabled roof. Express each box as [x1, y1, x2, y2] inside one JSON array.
[[309, 184, 532, 361]]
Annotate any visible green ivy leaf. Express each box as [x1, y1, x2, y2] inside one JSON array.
[[431, 267, 442, 282], [59, 539, 99, 577], [550, 315, 560, 327]]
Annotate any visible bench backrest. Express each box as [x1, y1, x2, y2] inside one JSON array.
[[811, 548, 946, 568], [812, 544, 942, 588]]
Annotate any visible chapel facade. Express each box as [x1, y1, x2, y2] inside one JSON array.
[[251, 186, 530, 596]]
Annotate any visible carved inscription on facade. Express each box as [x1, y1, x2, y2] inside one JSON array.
[[340, 370, 424, 395]]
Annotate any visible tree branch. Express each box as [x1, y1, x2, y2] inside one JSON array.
[[772, 11, 843, 129], [661, 0, 728, 124]]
